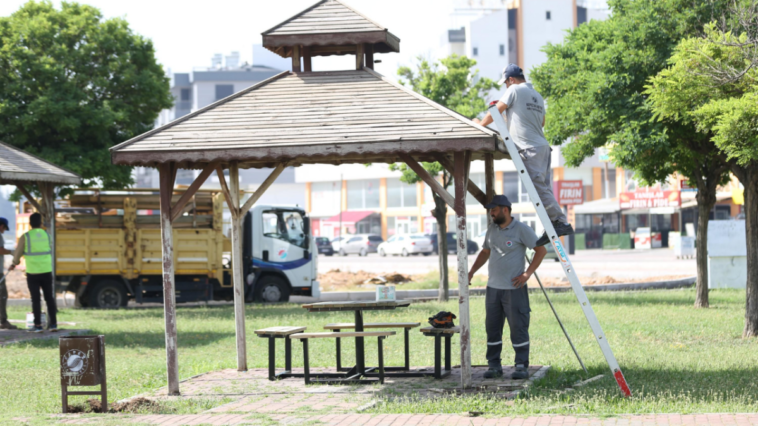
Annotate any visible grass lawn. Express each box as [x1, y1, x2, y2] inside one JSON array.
[[0, 288, 756, 421]]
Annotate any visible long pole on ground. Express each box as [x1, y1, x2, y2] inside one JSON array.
[[526, 254, 587, 374], [158, 163, 180, 395], [453, 151, 472, 388]]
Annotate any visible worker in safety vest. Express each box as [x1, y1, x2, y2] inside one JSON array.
[[9, 213, 57, 332]]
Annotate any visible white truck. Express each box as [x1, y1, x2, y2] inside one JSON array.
[[49, 189, 319, 308]]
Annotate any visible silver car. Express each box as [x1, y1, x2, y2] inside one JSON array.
[[338, 234, 384, 256]]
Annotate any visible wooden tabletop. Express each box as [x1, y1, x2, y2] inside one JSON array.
[[301, 299, 412, 312]]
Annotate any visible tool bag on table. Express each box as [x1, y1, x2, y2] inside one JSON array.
[[428, 311, 457, 328]]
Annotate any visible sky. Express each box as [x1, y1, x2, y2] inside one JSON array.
[[0, 0, 463, 80]]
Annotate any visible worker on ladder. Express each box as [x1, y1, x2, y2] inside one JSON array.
[[9, 213, 57, 332], [468, 195, 547, 379], [474, 64, 573, 246]]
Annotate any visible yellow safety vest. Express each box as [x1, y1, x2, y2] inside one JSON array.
[[24, 228, 52, 274]]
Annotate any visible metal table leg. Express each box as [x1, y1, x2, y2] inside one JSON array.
[[354, 310, 365, 375]]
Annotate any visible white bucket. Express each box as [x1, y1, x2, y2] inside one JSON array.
[[376, 285, 396, 301], [26, 312, 46, 330]]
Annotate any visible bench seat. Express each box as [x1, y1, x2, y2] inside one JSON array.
[[289, 331, 395, 339], [254, 326, 307, 381], [324, 323, 419, 371]]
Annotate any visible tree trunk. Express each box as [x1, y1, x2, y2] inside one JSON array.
[[742, 167, 758, 337], [433, 193, 449, 302], [694, 195, 714, 307]]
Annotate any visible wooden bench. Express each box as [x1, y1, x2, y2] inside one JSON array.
[[419, 326, 459, 379], [289, 331, 396, 385], [254, 326, 306, 381], [324, 322, 420, 371]]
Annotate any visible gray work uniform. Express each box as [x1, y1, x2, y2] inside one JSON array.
[[500, 82, 566, 224], [0, 233, 7, 324], [482, 220, 539, 368]]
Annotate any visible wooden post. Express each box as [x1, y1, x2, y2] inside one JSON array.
[[303, 46, 312, 72], [38, 182, 57, 284], [365, 44, 374, 70], [228, 162, 248, 371], [485, 153, 495, 227], [355, 44, 365, 70], [453, 151, 472, 388], [292, 46, 301, 72], [158, 162, 180, 395]]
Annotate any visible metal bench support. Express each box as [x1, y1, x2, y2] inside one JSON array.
[[335, 327, 411, 372], [258, 334, 294, 381]]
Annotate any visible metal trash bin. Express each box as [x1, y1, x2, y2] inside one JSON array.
[[59, 335, 107, 413]]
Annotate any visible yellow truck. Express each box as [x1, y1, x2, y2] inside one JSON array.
[[51, 189, 318, 308]]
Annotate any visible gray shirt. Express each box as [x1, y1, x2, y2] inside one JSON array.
[[499, 82, 549, 151], [482, 219, 540, 290]]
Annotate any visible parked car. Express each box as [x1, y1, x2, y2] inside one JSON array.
[[473, 230, 487, 251], [315, 237, 334, 256], [330, 236, 346, 252], [427, 232, 478, 255], [378, 234, 433, 257], [339, 234, 384, 256]]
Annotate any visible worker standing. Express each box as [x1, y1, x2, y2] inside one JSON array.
[[474, 64, 573, 246], [468, 195, 547, 379], [9, 213, 57, 332], [0, 217, 18, 330]]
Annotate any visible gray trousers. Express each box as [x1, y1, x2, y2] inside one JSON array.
[[485, 285, 530, 368], [0, 275, 6, 323], [520, 146, 567, 224]]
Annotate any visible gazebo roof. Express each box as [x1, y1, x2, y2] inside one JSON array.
[[110, 69, 505, 169], [262, 0, 400, 58], [0, 141, 82, 185]]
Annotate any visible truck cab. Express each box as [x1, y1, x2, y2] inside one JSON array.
[[247, 205, 320, 302]]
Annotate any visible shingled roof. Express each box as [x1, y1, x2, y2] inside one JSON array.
[[262, 0, 400, 58], [110, 69, 503, 169], [0, 141, 81, 185]]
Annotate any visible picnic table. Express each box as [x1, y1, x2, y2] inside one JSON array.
[[301, 300, 411, 381]]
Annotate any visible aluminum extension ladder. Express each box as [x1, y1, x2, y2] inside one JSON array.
[[487, 102, 632, 397]]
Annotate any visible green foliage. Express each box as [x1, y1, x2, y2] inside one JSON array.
[[392, 55, 499, 185], [530, 0, 729, 185], [647, 24, 758, 167], [0, 1, 173, 189]]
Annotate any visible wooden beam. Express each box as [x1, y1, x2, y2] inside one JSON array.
[[453, 151, 472, 389], [158, 162, 180, 396], [240, 163, 285, 216], [292, 45, 301, 72], [434, 154, 488, 206], [355, 43, 365, 70], [15, 184, 43, 214], [215, 167, 238, 218], [302, 46, 312, 72], [365, 44, 374, 70], [228, 162, 248, 372], [170, 163, 216, 222], [485, 153, 496, 227], [39, 182, 56, 289], [398, 153, 455, 209]]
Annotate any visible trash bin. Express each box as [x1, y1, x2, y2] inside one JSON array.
[[60, 335, 107, 413]]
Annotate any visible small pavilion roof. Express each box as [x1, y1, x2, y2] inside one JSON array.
[[110, 69, 505, 170], [0, 141, 82, 185], [262, 0, 400, 58]]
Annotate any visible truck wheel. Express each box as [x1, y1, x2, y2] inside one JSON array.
[[255, 276, 290, 303], [88, 280, 128, 309]]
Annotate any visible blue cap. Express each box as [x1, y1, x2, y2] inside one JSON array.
[[0, 217, 7, 229], [484, 195, 512, 209], [498, 63, 524, 85]]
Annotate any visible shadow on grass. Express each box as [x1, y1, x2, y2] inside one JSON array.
[[20, 330, 236, 349]]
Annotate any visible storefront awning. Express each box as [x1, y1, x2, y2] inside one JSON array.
[[573, 198, 620, 215]]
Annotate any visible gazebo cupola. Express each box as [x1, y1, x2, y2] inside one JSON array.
[[262, 0, 400, 72]]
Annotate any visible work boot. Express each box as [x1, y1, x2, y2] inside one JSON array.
[[30, 326, 44, 333], [536, 221, 575, 247], [0, 321, 18, 330], [511, 365, 529, 380], [483, 368, 503, 379], [48, 324, 59, 332]]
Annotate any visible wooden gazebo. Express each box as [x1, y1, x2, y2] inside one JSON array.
[[110, 0, 507, 393], [0, 141, 82, 276]]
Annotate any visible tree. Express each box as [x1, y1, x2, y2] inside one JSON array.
[[0, 1, 173, 190], [530, 0, 731, 308], [394, 55, 498, 301], [646, 10, 758, 337]]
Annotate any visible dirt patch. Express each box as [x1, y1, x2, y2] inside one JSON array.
[[319, 269, 413, 290], [532, 274, 692, 287], [67, 397, 163, 414]]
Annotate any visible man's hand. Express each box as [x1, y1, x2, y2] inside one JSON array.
[[472, 118, 481, 124], [512, 271, 531, 288], [468, 271, 475, 284]]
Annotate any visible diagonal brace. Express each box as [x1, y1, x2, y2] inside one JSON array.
[[434, 154, 487, 207], [240, 163, 285, 216], [170, 162, 218, 222], [398, 153, 455, 209]]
